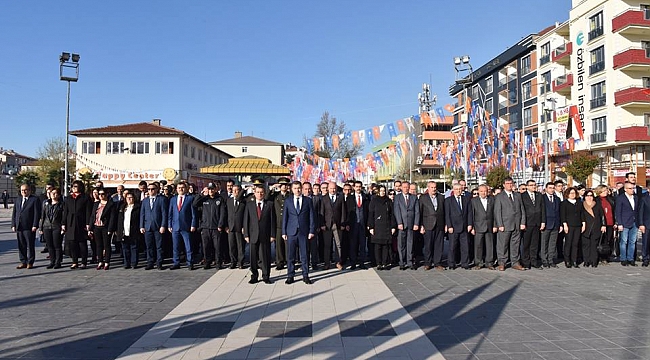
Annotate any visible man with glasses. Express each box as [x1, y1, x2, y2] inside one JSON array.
[[12, 184, 42, 269], [620, 172, 643, 197], [615, 182, 639, 266], [139, 183, 168, 270], [494, 177, 527, 271], [521, 180, 545, 269], [168, 182, 197, 270], [541, 183, 561, 268]]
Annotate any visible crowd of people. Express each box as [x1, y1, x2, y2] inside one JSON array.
[[9, 171, 650, 284]]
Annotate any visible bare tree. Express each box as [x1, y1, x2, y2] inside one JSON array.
[[35, 137, 75, 188], [304, 111, 362, 159]]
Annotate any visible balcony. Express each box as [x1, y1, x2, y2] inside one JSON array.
[[540, 54, 550, 66], [615, 125, 650, 144], [421, 159, 442, 167], [590, 95, 606, 109], [552, 73, 573, 95], [589, 61, 605, 75], [591, 132, 607, 144], [612, 8, 650, 35], [552, 42, 572, 65], [613, 47, 650, 71], [588, 27, 604, 41], [614, 86, 650, 109]]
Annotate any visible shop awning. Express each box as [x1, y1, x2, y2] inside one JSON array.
[[200, 156, 290, 176]]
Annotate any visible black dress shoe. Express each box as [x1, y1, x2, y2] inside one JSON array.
[[204, 264, 211, 270], [642, 261, 649, 267], [229, 263, 236, 269], [188, 264, 195, 271], [410, 265, 417, 270], [573, 263, 580, 268], [550, 263, 558, 268], [629, 261, 637, 266], [621, 261, 628, 266], [248, 278, 259, 284], [350, 264, 357, 270], [145, 265, 154, 270], [565, 262, 572, 268], [157, 265, 164, 270], [285, 277, 294, 285], [54, 264, 62, 269], [46, 264, 55, 269], [303, 277, 313, 284], [263, 278, 273, 284], [170, 265, 181, 270], [399, 266, 407, 271], [124, 265, 132, 269], [276, 264, 285, 271], [359, 264, 367, 270]]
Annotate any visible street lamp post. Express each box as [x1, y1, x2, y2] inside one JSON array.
[[542, 82, 555, 185], [417, 82, 437, 184], [454, 55, 473, 185], [59, 52, 80, 197], [599, 152, 605, 185]]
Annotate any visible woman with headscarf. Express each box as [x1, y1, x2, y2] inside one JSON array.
[[368, 186, 396, 270], [62, 180, 93, 269], [581, 189, 606, 267]]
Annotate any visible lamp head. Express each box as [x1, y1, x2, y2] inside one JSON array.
[[461, 55, 470, 64], [60, 52, 70, 62], [453, 57, 461, 65], [71, 53, 80, 63]]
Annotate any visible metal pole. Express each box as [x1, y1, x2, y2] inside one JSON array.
[[600, 157, 604, 185], [463, 86, 468, 183], [543, 81, 550, 185], [64, 80, 70, 197]]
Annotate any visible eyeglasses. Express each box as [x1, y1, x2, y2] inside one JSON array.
[[472, 192, 478, 195], [98, 193, 106, 196], [625, 187, 634, 190], [148, 187, 156, 190]]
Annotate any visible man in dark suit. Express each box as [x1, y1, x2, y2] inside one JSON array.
[[521, 180, 546, 269], [348, 181, 369, 270], [303, 182, 322, 270], [637, 191, 650, 267], [541, 182, 561, 268], [243, 184, 276, 284], [168, 182, 197, 270], [227, 184, 247, 269], [468, 184, 496, 270], [11, 184, 42, 269], [282, 181, 316, 284], [321, 182, 347, 270], [139, 183, 168, 270], [493, 176, 527, 271], [616, 182, 639, 266], [444, 183, 472, 269], [268, 177, 291, 270], [393, 181, 420, 270], [419, 181, 446, 270]]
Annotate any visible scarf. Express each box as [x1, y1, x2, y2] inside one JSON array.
[[583, 198, 596, 217]]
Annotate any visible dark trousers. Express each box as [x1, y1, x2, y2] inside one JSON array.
[[43, 228, 63, 266], [448, 231, 469, 268], [522, 225, 541, 268], [323, 226, 343, 267], [474, 231, 494, 267], [564, 226, 581, 264], [349, 223, 367, 265], [642, 228, 650, 262], [201, 229, 220, 265], [69, 238, 88, 266], [374, 243, 390, 266], [173, 230, 193, 266], [89, 233, 97, 262], [308, 231, 320, 267], [122, 235, 138, 267], [541, 229, 558, 265], [17, 229, 36, 265], [94, 226, 112, 264], [287, 234, 308, 279], [192, 231, 203, 263], [144, 230, 164, 266], [228, 231, 245, 266], [556, 231, 565, 260], [582, 233, 599, 265], [275, 228, 287, 264], [423, 228, 444, 267], [600, 225, 614, 261], [250, 240, 271, 280], [397, 228, 415, 267]]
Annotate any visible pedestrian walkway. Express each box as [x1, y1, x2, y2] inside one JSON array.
[[116, 268, 444, 360]]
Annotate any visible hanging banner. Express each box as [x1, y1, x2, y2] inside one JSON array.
[[556, 106, 569, 141]]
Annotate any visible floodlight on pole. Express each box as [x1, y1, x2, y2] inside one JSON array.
[[60, 51, 80, 197]]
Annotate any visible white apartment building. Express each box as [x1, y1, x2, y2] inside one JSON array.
[[210, 132, 285, 165], [70, 119, 232, 189]]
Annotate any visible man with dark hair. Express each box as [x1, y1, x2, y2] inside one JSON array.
[[493, 177, 526, 271], [282, 181, 316, 284], [226, 185, 247, 269], [521, 180, 545, 269], [541, 182, 561, 267], [1, 189, 9, 209], [243, 185, 275, 284], [269, 177, 291, 270], [139, 182, 168, 270], [136, 181, 148, 202], [622, 172, 643, 196], [193, 182, 227, 270], [322, 181, 346, 270], [349, 180, 369, 270]]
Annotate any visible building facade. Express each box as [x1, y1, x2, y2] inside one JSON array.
[[0, 148, 35, 175], [210, 133, 285, 165]]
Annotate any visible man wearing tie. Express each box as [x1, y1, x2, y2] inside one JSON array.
[[393, 181, 420, 270], [282, 181, 316, 284], [11, 184, 42, 269], [521, 180, 546, 269], [444, 183, 472, 269], [321, 182, 347, 270], [168, 182, 197, 270], [226, 184, 247, 269], [541, 182, 561, 268], [243, 183, 275, 284], [349, 181, 369, 270], [419, 181, 446, 270], [139, 183, 168, 270], [493, 177, 527, 271], [468, 184, 496, 270]]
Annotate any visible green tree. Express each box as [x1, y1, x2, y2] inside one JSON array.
[[15, 171, 40, 192], [35, 137, 75, 189], [305, 111, 362, 159], [565, 153, 599, 185], [485, 166, 510, 189]]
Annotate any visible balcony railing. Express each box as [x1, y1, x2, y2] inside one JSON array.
[[590, 61, 605, 75], [591, 132, 607, 143], [555, 74, 570, 86], [590, 95, 607, 109], [612, 8, 650, 33], [498, 101, 508, 111], [554, 43, 567, 56], [588, 27, 604, 41], [540, 54, 550, 65]]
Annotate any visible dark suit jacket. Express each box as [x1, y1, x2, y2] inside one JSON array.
[[638, 194, 650, 228], [227, 193, 246, 233], [347, 192, 369, 227], [89, 200, 117, 232], [168, 195, 197, 231], [62, 193, 93, 241], [393, 193, 420, 228], [542, 193, 561, 229], [282, 196, 316, 237], [139, 195, 168, 231], [322, 192, 346, 229], [12, 195, 41, 231], [468, 196, 494, 233], [618, 185, 643, 198], [444, 195, 471, 233], [493, 191, 526, 231], [615, 194, 639, 228], [243, 199, 276, 243], [521, 191, 546, 227], [310, 195, 324, 229], [116, 203, 141, 240], [419, 193, 445, 231]]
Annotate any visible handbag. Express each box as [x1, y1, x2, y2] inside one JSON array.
[[597, 232, 610, 255]]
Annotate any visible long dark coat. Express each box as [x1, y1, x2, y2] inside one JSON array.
[[368, 195, 396, 245]]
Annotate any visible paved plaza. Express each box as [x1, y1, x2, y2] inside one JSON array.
[[1, 207, 649, 359]]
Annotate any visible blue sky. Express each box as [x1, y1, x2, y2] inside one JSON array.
[[1, 1, 571, 157]]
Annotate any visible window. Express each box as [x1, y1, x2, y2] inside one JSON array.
[[546, 129, 552, 141], [589, 46, 605, 75], [242, 146, 248, 153], [209, 153, 213, 163], [591, 116, 607, 143], [106, 141, 125, 154], [485, 98, 493, 114], [540, 71, 551, 94], [130, 141, 149, 154], [198, 149, 202, 161], [485, 76, 493, 94], [589, 11, 604, 41], [82, 141, 101, 154], [155, 141, 174, 154], [590, 81, 606, 109], [643, 5, 650, 19], [643, 41, 650, 57], [183, 144, 188, 157], [523, 107, 533, 126], [190, 146, 195, 159], [522, 81, 532, 101], [643, 77, 650, 88], [521, 55, 531, 74], [508, 88, 518, 104], [540, 42, 551, 65]]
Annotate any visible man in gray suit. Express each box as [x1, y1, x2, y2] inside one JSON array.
[[493, 177, 526, 271], [468, 184, 496, 270], [394, 181, 420, 270], [419, 181, 446, 270]]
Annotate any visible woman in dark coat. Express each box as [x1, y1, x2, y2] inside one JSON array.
[[39, 187, 64, 268], [581, 189, 606, 267], [560, 187, 583, 268], [368, 186, 396, 270], [89, 188, 117, 270], [62, 180, 93, 269], [595, 185, 615, 264], [116, 192, 141, 269]]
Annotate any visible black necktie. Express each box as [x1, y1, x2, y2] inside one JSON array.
[[457, 197, 462, 211], [509, 194, 513, 202]]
